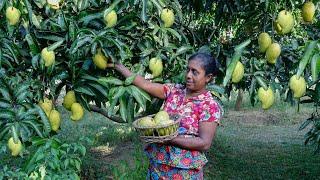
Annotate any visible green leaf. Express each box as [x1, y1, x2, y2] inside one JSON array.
[[130, 85, 151, 101], [119, 96, 127, 122], [111, 86, 126, 99], [234, 39, 251, 52], [16, 91, 29, 103], [0, 86, 11, 101], [19, 108, 38, 120], [77, 0, 90, 11], [23, 144, 44, 172], [127, 97, 134, 123], [140, 48, 154, 57], [23, 120, 44, 138], [20, 123, 31, 141], [23, 0, 34, 26], [176, 45, 193, 56], [0, 125, 10, 139], [25, 34, 39, 56], [74, 86, 95, 96], [75, 160, 81, 171], [250, 78, 257, 106], [79, 12, 103, 25], [0, 109, 15, 120], [108, 97, 119, 116], [91, 42, 98, 55], [31, 54, 40, 68], [255, 76, 268, 90], [69, 22, 77, 40], [166, 28, 182, 41], [47, 40, 64, 51], [141, 0, 147, 22], [296, 41, 317, 78], [31, 12, 41, 28], [103, 0, 122, 17], [71, 36, 93, 54], [127, 86, 146, 110], [207, 84, 225, 95], [150, 0, 163, 14], [0, 0, 5, 11], [79, 95, 90, 110], [98, 77, 123, 86], [36, 105, 51, 135], [0, 99, 11, 108], [88, 83, 108, 97], [14, 84, 30, 98], [80, 74, 99, 82], [10, 126, 19, 144], [34, 31, 64, 42], [222, 51, 241, 87], [311, 53, 320, 82], [124, 74, 137, 86], [299, 118, 312, 131]]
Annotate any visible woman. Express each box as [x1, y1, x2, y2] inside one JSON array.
[[109, 53, 222, 179]]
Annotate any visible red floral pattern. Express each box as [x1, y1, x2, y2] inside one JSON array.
[[145, 84, 222, 179]]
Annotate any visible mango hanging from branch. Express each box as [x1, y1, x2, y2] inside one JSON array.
[[274, 10, 294, 35], [289, 75, 306, 98], [161, 8, 175, 28], [231, 61, 244, 83], [49, 110, 61, 132], [63, 90, 76, 111], [302, 2, 315, 22], [41, 48, 55, 67], [6, 7, 21, 26], [93, 49, 108, 70], [266, 43, 281, 64], [7, 137, 23, 157], [104, 10, 117, 28], [258, 32, 272, 53], [258, 87, 275, 110], [70, 103, 84, 121], [149, 57, 163, 78]]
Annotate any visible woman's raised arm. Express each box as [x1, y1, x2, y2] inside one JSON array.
[[110, 63, 166, 99]]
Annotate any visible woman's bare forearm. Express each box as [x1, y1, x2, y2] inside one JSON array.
[[114, 63, 165, 99], [169, 122, 218, 151], [169, 136, 211, 151]]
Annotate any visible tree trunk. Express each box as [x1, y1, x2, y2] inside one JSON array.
[[235, 89, 243, 111]]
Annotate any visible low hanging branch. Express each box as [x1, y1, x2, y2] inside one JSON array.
[[89, 105, 126, 123], [89, 105, 146, 123]]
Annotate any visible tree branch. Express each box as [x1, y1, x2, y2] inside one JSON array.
[[89, 105, 151, 123], [89, 105, 126, 123]]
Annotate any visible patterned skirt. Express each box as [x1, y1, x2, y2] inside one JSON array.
[[147, 160, 203, 180]]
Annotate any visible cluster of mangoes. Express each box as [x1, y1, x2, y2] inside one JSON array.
[[138, 111, 178, 136]]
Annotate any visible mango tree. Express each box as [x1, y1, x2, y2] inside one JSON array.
[[0, 0, 194, 177]]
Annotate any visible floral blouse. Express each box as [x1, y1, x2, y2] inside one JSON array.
[[145, 84, 222, 170]]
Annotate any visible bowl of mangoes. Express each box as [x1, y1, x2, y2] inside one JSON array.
[[133, 110, 181, 143]]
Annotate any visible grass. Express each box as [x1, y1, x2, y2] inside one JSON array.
[[206, 121, 320, 179]]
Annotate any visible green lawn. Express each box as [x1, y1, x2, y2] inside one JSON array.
[[54, 92, 320, 179], [206, 117, 320, 179]]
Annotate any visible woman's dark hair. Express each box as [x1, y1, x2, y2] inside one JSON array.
[[188, 52, 219, 76]]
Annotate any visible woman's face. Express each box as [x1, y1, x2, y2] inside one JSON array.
[[185, 59, 212, 92]]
